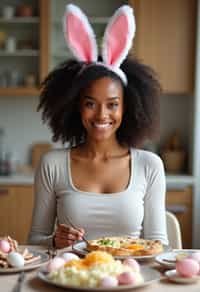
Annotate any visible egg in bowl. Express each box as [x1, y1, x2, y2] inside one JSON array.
[[47, 251, 143, 288]]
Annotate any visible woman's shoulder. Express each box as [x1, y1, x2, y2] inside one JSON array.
[[40, 148, 69, 166], [132, 148, 164, 169]]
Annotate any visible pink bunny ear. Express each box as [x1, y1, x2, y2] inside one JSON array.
[[102, 5, 135, 68], [63, 4, 98, 62]]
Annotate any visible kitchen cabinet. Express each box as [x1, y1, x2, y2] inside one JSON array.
[[0, 185, 34, 244], [166, 187, 193, 248], [129, 0, 196, 94], [0, 0, 48, 96]]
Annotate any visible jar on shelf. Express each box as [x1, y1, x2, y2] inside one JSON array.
[[9, 70, 21, 87], [5, 36, 16, 53], [2, 5, 15, 19], [24, 73, 36, 87], [0, 71, 8, 87], [16, 4, 33, 17]]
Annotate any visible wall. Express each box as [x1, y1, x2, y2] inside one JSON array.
[[0, 94, 191, 165], [0, 95, 54, 165]]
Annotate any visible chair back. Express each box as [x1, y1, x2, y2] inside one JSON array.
[[166, 211, 182, 249]]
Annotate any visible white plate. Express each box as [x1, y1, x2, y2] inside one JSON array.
[[155, 249, 200, 268], [0, 249, 49, 273], [165, 269, 200, 284], [72, 241, 171, 260], [38, 266, 161, 291]]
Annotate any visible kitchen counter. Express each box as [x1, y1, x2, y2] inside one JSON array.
[[0, 173, 34, 185]]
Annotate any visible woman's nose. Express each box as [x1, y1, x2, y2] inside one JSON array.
[[96, 105, 108, 118]]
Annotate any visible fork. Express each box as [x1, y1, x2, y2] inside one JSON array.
[[47, 245, 57, 259], [12, 271, 25, 292], [65, 216, 89, 245]]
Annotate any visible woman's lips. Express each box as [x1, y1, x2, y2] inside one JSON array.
[[92, 122, 112, 129]]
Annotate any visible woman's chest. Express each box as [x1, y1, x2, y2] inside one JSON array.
[[57, 187, 145, 236], [70, 156, 131, 193]]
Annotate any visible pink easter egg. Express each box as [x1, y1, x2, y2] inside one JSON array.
[[46, 257, 65, 272], [117, 271, 137, 285], [100, 276, 118, 287], [0, 240, 10, 253], [188, 252, 200, 264], [123, 258, 140, 272], [176, 258, 199, 277], [61, 252, 79, 263]]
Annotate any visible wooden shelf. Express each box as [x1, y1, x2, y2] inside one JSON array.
[[0, 17, 39, 24], [166, 174, 195, 187], [0, 87, 40, 96], [0, 50, 39, 57]]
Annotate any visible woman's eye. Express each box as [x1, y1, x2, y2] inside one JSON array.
[[85, 101, 95, 108], [108, 103, 119, 109]]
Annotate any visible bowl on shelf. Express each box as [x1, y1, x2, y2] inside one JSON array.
[[161, 150, 186, 173]]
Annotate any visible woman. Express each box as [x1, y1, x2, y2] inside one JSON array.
[[28, 4, 168, 248]]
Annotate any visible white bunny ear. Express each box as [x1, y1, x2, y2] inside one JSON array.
[[102, 5, 135, 68], [63, 4, 98, 62]]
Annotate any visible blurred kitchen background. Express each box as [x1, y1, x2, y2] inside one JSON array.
[[0, 0, 200, 249]]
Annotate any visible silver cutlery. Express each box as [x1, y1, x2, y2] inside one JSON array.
[[47, 245, 57, 259], [12, 271, 25, 292], [163, 258, 176, 263]]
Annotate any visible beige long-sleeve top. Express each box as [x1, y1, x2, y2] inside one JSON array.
[[28, 148, 168, 246]]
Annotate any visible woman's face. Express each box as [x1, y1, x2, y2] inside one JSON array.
[[80, 77, 124, 142]]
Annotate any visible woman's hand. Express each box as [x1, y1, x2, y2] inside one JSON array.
[[54, 224, 85, 249]]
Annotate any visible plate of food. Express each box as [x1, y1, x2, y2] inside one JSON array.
[[0, 236, 49, 273], [155, 249, 200, 268], [165, 269, 200, 284], [38, 250, 161, 290], [72, 236, 170, 260]]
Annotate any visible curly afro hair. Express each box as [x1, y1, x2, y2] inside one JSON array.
[[38, 57, 161, 148]]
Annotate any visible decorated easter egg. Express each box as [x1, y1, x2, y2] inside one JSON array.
[[123, 258, 140, 272], [176, 258, 199, 277], [0, 240, 10, 253], [117, 271, 137, 285], [61, 252, 79, 263], [46, 257, 65, 272], [7, 252, 24, 268], [100, 276, 118, 287]]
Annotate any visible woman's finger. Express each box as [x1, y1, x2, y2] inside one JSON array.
[[58, 224, 84, 237], [55, 232, 78, 241], [55, 238, 74, 249]]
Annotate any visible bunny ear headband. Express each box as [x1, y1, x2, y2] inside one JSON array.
[[63, 4, 136, 85]]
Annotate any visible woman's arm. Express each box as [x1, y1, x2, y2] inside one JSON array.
[[143, 154, 168, 245], [28, 153, 57, 246]]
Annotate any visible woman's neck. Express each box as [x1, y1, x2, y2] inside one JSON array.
[[79, 138, 127, 160]]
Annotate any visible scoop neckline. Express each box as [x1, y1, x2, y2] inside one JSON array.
[[66, 148, 135, 196]]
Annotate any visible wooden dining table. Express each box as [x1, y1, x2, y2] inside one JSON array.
[[1, 246, 200, 292]]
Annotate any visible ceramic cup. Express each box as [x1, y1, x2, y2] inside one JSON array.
[[2, 6, 15, 19]]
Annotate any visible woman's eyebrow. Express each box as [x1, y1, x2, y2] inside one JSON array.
[[84, 95, 94, 100], [84, 96, 119, 100]]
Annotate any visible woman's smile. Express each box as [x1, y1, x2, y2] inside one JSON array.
[[92, 122, 112, 129]]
